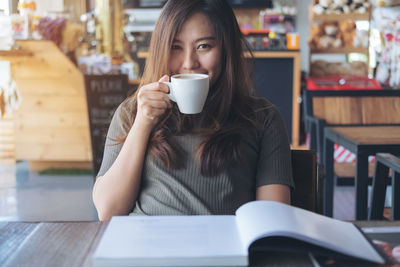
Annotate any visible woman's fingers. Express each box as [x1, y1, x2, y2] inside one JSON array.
[[138, 78, 172, 107], [158, 75, 170, 83], [135, 76, 173, 126], [140, 81, 169, 94], [139, 90, 170, 102], [136, 75, 172, 127], [138, 90, 172, 109]]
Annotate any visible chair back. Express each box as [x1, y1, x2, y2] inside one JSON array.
[[370, 153, 400, 220], [291, 149, 323, 214]]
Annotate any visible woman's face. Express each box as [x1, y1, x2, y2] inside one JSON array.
[[168, 12, 222, 86]]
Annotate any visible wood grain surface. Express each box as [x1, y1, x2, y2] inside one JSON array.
[[0, 40, 92, 165], [1, 222, 103, 267], [328, 126, 400, 145], [0, 222, 38, 266], [313, 97, 400, 125], [1, 221, 400, 267]]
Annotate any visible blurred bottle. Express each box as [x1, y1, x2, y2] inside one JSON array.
[[17, 0, 36, 39], [286, 32, 299, 50], [31, 14, 41, 39], [18, 0, 36, 16]]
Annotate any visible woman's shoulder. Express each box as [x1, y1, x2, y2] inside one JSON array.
[[249, 96, 281, 123], [250, 96, 272, 109], [246, 97, 288, 140]]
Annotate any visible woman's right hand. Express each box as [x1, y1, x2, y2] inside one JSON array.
[[135, 75, 172, 129]]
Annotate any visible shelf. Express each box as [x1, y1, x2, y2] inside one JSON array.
[[310, 47, 369, 54], [245, 51, 300, 58], [309, 6, 371, 22]]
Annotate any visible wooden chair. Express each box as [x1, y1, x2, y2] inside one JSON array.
[[291, 149, 323, 214], [369, 153, 400, 220], [303, 89, 400, 163]]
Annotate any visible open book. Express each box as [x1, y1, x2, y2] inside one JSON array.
[[93, 201, 386, 267], [310, 226, 400, 266]]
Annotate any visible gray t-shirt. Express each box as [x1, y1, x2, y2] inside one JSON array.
[[97, 97, 294, 215]]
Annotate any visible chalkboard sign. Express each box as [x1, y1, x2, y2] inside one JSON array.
[[84, 74, 130, 177], [249, 58, 294, 142]]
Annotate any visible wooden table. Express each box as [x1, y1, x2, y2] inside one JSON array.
[[1, 220, 399, 267], [323, 126, 400, 220]]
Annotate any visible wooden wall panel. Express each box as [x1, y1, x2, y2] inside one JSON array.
[[15, 143, 91, 161], [0, 41, 92, 166], [0, 114, 15, 164], [17, 96, 87, 112], [15, 80, 83, 96], [15, 112, 90, 128], [313, 97, 400, 125]]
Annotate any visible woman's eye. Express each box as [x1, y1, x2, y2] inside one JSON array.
[[197, 44, 211, 50], [171, 45, 181, 50]]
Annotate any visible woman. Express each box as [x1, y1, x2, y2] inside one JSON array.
[[93, 0, 294, 221]]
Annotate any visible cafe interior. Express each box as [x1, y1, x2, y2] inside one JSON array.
[[1, 0, 400, 265]]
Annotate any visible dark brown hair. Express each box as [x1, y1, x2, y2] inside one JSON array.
[[127, 0, 260, 176]]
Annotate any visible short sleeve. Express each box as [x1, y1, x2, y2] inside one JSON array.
[[97, 99, 134, 177], [255, 105, 294, 189]]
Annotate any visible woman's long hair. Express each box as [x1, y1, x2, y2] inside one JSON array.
[[127, 0, 260, 176]]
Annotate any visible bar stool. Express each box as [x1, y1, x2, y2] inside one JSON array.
[[369, 153, 400, 220]]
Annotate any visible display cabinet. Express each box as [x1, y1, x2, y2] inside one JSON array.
[[308, 0, 372, 73]]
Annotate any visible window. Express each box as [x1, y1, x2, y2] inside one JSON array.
[[0, 0, 10, 15]]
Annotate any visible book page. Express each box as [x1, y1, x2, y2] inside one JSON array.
[[235, 201, 384, 264], [93, 215, 247, 266]]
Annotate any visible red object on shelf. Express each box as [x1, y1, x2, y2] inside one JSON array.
[[307, 76, 382, 90], [240, 29, 270, 35]]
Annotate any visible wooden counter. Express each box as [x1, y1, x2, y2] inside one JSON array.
[[0, 41, 92, 170]]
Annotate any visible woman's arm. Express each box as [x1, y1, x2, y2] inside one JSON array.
[[92, 76, 171, 221], [254, 102, 294, 206], [92, 120, 152, 221], [256, 184, 291, 204]]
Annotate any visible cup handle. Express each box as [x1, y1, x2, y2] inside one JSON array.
[[163, 82, 176, 102]]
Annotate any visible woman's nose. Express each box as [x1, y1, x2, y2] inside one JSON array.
[[182, 50, 199, 70]]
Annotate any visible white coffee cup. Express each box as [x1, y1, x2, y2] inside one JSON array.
[[163, 73, 209, 114]]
